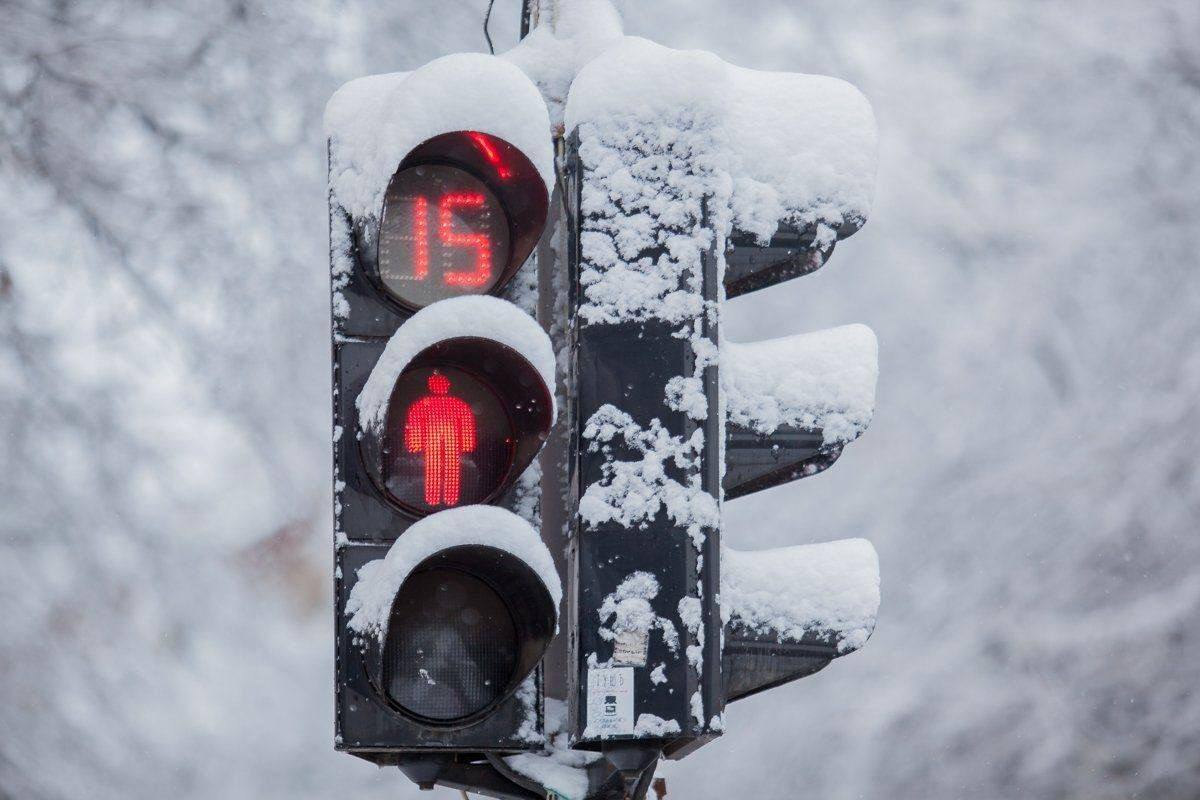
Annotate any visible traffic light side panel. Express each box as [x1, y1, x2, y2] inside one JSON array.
[[565, 121, 724, 755]]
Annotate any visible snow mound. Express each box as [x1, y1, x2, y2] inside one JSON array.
[[506, 752, 591, 800], [577, 405, 718, 546], [598, 571, 679, 652], [356, 295, 556, 434], [633, 714, 682, 737], [723, 324, 877, 443], [722, 539, 879, 653], [565, 37, 877, 241], [502, 0, 624, 131], [505, 698, 600, 799], [345, 505, 561, 641], [326, 53, 554, 220]]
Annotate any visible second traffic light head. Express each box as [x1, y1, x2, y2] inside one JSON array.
[[356, 294, 556, 518]]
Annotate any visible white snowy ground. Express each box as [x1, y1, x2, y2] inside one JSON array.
[[2, 2, 1198, 799]]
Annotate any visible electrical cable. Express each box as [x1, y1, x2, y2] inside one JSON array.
[[520, 0, 534, 39], [483, 0, 497, 54]]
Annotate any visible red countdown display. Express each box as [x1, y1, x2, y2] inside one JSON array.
[[383, 366, 515, 514], [378, 164, 511, 309]]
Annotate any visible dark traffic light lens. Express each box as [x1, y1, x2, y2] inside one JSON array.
[[383, 568, 518, 722], [382, 365, 516, 515], [378, 164, 512, 309], [374, 545, 558, 727]]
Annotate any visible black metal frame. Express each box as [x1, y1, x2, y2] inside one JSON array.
[[724, 424, 842, 500], [724, 215, 865, 299]]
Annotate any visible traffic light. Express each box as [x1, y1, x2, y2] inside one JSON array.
[[326, 24, 884, 800], [326, 53, 562, 776], [561, 37, 882, 787]]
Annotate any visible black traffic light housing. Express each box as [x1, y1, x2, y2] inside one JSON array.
[[337, 542, 553, 756], [327, 56, 560, 768], [560, 36, 881, 782], [370, 131, 549, 314], [338, 505, 561, 761], [366, 544, 556, 727]]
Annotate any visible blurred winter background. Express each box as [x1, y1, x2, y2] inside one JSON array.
[[2, 0, 1198, 797]]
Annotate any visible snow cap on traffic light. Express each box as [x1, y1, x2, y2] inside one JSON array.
[[326, 53, 554, 221], [356, 294, 556, 434]]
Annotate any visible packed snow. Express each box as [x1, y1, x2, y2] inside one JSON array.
[[571, 109, 718, 328], [577, 405, 718, 547], [505, 698, 600, 799], [722, 539, 879, 653], [597, 571, 679, 654], [565, 36, 877, 242], [677, 595, 704, 673], [506, 751, 590, 799], [514, 674, 543, 744], [344, 506, 561, 641], [689, 690, 704, 727], [325, 53, 554, 221], [633, 714, 682, 737], [503, 0, 624, 131], [329, 212, 353, 321], [723, 324, 878, 442], [355, 295, 556, 433]]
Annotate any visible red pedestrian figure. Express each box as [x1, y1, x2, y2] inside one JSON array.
[[404, 372, 476, 506]]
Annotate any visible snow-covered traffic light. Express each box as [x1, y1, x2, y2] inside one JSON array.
[[562, 38, 882, 783], [326, 11, 885, 798], [326, 54, 562, 774]]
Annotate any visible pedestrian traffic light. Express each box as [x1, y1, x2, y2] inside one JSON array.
[[326, 53, 562, 772], [560, 37, 882, 788], [356, 327, 555, 519]]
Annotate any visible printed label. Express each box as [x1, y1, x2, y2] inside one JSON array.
[[612, 630, 649, 667], [585, 667, 635, 736]]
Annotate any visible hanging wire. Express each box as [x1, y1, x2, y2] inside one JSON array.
[[483, 0, 497, 54]]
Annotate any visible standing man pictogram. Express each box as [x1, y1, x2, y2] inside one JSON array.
[[404, 372, 477, 506]]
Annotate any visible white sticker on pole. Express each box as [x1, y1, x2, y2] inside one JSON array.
[[586, 667, 634, 736], [612, 630, 649, 667]]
